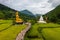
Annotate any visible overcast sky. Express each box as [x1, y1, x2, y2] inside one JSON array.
[[0, 0, 60, 14]]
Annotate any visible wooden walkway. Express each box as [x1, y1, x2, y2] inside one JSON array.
[[16, 23, 31, 40]]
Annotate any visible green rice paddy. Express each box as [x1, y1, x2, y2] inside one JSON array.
[[24, 23, 60, 40], [0, 20, 60, 40], [0, 20, 26, 40]]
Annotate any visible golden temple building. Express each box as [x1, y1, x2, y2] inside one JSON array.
[[15, 11, 23, 24]]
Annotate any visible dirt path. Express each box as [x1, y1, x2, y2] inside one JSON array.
[[16, 23, 31, 40]]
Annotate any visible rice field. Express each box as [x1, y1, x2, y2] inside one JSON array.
[[0, 20, 60, 40], [0, 20, 26, 40], [24, 23, 60, 40]]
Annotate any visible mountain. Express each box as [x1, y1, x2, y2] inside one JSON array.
[[19, 10, 37, 22], [43, 5, 60, 23], [20, 10, 35, 16]]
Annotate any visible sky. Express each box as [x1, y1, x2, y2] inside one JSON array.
[[0, 0, 60, 14]]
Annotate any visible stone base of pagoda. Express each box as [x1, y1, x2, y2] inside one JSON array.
[[37, 21, 46, 23]]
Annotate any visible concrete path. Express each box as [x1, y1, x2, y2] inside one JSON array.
[[16, 23, 31, 40]]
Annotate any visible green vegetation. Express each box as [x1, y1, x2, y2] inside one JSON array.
[[42, 28, 60, 40], [24, 23, 60, 40], [19, 10, 36, 22], [43, 5, 60, 23], [0, 3, 60, 40], [0, 4, 37, 23], [0, 20, 12, 24], [0, 20, 26, 40], [0, 4, 16, 19]]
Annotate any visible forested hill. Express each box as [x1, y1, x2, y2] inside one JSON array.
[[44, 5, 60, 23], [19, 10, 36, 22], [0, 4, 16, 19]]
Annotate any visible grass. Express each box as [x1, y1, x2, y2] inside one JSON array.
[[24, 23, 60, 40], [0, 20, 12, 24], [0, 20, 12, 31], [1, 20, 60, 40], [0, 23, 11, 31], [0, 20, 26, 40], [33, 23, 60, 27], [42, 28, 60, 40]]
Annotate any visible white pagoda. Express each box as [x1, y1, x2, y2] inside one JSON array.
[[37, 16, 46, 23]]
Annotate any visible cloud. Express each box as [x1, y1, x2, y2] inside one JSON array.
[[48, 0, 60, 7], [0, 0, 60, 14]]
